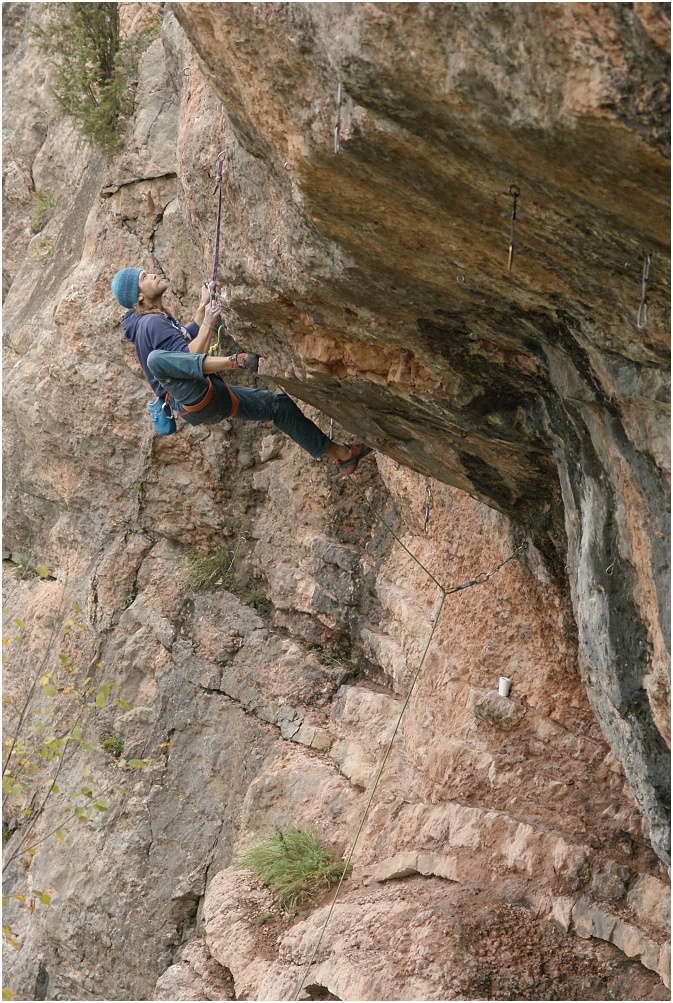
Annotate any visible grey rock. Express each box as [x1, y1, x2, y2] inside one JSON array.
[[474, 691, 527, 731], [127, 595, 176, 649], [312, 537, 359, 572], [554, 847, 591, 895], [259, 434, 282, 463], [155, 939, 234, 1001], [279, 716, 302, 740], [571, 897, 617, 943], [590, 860, 631, 903], [626, 873, 671, 932]]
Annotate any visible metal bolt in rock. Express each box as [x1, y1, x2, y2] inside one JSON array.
[[334, 82, 342, 154], [507, 184, 520, 272]]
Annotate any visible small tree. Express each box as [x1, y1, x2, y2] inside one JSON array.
[[28, 3, 132, 153]]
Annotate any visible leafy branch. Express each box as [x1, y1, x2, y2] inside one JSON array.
[[2, 569, 144, 883]]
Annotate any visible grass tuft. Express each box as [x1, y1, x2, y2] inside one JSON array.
[[184, 548, 235, 591], [235, 827, 349, 910], [242, 585, 273, 618], [30, 190, 58, 234]]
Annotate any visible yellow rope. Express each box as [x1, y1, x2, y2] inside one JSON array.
[[292, 590, 447, 1001], [346, 472, 445, 591], [290, 468, 527, 999]]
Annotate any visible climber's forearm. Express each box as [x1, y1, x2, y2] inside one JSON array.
[[188, 321, 216, 355], [203, 355, 237, 374]]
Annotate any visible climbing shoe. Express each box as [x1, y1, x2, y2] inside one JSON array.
[[235, 352, 259, 373], [335, 444, 373, 476]]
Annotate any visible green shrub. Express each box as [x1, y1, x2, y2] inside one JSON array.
[[29, 3, 125, 153], [177, 910, 196, 939], [303, 641, 348, 666], [11, 557, 53, 580], [235, 827, 349, 910], [101, 736, 124, 758], [11, 555, 33, 579]]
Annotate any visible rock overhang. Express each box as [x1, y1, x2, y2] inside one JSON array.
[[173, 1, 670, 860]]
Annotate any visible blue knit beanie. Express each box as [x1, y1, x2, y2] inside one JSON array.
[[111, 267, 142, 309]]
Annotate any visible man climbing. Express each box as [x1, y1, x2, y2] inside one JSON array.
[[111, 267, 372, 474]]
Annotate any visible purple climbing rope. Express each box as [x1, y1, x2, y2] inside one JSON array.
[[208, 151, 226, 314]]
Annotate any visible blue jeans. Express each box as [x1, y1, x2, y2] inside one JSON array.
[[146, 349, 331, 459]]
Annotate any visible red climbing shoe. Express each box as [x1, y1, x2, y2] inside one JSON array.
[[335, 444, 373, 476], [235, 353, 260, 373]]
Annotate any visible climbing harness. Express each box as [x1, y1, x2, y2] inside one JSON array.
[[169, 378, 239, 423], [208, 152, 226, 315], [423, 481, 432, 537], [292, 470, 527, 1000], [507, 184, 520, 273], [637, 251, 651, 329], [334, 83, 342, 154]]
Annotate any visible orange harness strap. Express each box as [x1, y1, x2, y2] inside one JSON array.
[[176, 377, 214, 413], [172, 379, 238, 418]]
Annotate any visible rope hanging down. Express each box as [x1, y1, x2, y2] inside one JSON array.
[[208, 152, 226, 315], [292, 590, 447, 1002], [292, 471, 527, 1000]]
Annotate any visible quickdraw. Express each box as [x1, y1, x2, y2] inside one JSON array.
[[507, 184, 520, 272], [334, 82, 342, 154], [423, 482, 432, 537], [637, 251, 651, 329]]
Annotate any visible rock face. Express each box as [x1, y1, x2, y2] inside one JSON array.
[[2, 3, 670, 1001], [169, 1, 671, 866]]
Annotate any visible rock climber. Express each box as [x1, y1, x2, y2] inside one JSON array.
[[111, 267, 372, 474]]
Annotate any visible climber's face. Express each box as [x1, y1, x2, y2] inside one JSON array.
[[137, 270, 168, 305]]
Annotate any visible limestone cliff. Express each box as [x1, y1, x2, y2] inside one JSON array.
[[2, 3, 670, 1001]]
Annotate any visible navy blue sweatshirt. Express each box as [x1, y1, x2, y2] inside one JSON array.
[[121, 310, 199, 397]]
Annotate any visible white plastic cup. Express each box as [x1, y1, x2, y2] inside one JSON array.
[[498, 677, 511, 697]]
